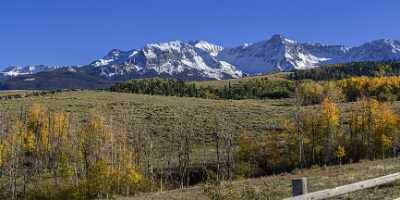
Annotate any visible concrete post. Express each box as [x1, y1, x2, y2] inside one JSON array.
[[292, 177, 308, 196]]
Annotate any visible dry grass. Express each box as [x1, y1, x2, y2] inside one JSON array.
[[124, 158, 400, 200], [0, 90, 293, 132]]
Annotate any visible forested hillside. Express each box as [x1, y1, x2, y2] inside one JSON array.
[[290, 61, 400, 80], [110, 77, 294, 100]]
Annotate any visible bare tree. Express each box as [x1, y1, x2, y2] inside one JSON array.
[[295, 84, 306, 169]]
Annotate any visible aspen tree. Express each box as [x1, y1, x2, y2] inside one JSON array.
[[294, 85, 305, 169], [321, 97, 340, 165]]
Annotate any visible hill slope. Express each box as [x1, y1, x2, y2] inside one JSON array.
[[126, 158, 400, 200]]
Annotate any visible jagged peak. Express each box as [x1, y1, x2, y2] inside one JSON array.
[[270, 34, 285, 40], [189, 40, 209, 45], [362, 38, 400, 46], [352, 38, 400, 54], [189, 40, 224, 56], [103, 49, 129, 59], [267, 34, 296, 44], [145, 40, 185, 51], [189, 40, 219, 46]]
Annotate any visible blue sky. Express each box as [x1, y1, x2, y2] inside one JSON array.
[[0, 0, 399, 68]]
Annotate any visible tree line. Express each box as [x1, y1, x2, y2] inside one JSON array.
[[110, 71, 400, 104], [290, 61, 400, 81], [299, 76, 400, 105], [109, 77, 294, 100]]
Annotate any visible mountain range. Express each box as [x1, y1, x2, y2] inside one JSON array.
[[1, 34, 400, 89]]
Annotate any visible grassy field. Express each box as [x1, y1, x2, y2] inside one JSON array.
[[122, 158, 400, 200], [0, 90, 293, 167], [1, 90, 400, 161], [2, 90, 400, 199], [0, 90, 293, 132]]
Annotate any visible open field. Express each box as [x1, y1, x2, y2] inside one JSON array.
[[2, 90, 400, 165], [0, 90, 293, 133], [123, 158, 400, 200], [2, 90, 399, 134], [2, 90, 400, 199], [0, 90, 294, 168]]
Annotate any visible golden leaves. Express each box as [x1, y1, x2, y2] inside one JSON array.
[[24, 130, 36, 152], [321, 97, 340, 128], [0, 141, 4, 167], [1, 103, 145, 197], [336, 145, 346, 159], [339, 75, 400, 101]]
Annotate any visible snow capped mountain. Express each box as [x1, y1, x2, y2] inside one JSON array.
[[2, 35, 400, 84], [189, 40, 224, 57], [92, 49, 139, 67], [90, 40, 242, 80], [0, 65, 63, 77], [344, 39, 400, 62], [218, 34, 349, 73], [218, 35, 400, 73]]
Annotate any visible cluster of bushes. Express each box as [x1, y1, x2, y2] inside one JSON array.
[[110, 77, 295, 100], [290, 61, 400, 81], [234, 130, 297, 177]]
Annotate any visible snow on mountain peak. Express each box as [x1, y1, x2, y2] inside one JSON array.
[[0, 65, 64, 77], [242, 43, 251, 48], [344, 38, 400, 62], [88, 40, 241, 80], [4, 35, 400, 81], [217, 36, 400, 74], [145, 41, 184, 51], [92, 48, 139, 67], [218, 35, 351, 73], [190, 40, 224, 57], [268, 34, 296, 44]]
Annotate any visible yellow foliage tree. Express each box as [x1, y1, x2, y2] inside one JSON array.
[[0, 141, 4, 167], [321, 97, 340, 164], [372, 101, 397, 159], [77, 113, 144, 197], [0, 105, 146, 199], [336, 145, 346, 166], [24, 130, 36, 152]]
